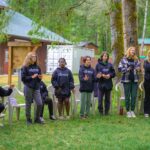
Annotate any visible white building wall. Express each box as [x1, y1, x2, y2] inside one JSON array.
[[47, 45, 94, 74]]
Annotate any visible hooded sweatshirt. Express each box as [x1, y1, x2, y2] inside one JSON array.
[[51, 67, 74, 98], [79, 65, 95, 92], [95, 60, 115, 90]]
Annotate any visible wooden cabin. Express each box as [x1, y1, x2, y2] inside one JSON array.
[[0, 0, 71, 74]]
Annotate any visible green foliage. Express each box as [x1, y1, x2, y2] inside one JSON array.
[[0, 9, 10, 43]]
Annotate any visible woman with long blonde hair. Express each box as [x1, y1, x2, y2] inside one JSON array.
[[21, 51, 43, 124], [143, 50, 150, 117], [118, 46, 141, 118]]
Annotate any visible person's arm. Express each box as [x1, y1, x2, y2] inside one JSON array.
[[118, 58, 129, 73], [0, 86, 13, 97], [109, 65, 116, 78], [78, 67, 87, 82], [21, 66, 32, 83], [51, 70, 59, 88], [37, 66, 42, 81], [69, 70, 75, 90]]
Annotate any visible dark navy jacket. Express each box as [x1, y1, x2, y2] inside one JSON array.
[[95, 61, 115, 90], [79, 65, 95, 92], [144, 60, 150, 82], [51, 67, 74, 98], [0, 87, 12, 97], [40, 81, 48, 103], [21, 64, 41, 90]]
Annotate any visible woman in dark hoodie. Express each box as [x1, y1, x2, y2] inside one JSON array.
[[143, 50, 150, 118], [96, 52, 115, 115], [79, 56, 95, 119], [21, 51, 43, 124], [51, 58, 74, 120]]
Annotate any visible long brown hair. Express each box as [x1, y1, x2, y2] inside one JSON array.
[[99, 51, 109, 62], [22, 51, 38, 67]]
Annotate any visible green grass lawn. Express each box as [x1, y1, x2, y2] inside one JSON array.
[[0, 75, 150, 150], [1, 112, 150, 150]]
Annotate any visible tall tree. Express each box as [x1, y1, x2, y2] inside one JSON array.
[[110, 0, 124, 81], [122, 0, 139, 55]]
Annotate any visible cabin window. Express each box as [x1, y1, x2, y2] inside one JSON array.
[[5, 49, 8, 63]]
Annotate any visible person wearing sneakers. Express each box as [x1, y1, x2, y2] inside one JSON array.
[[39, 80, 56, 121], [118, 46, 141, 118], [79, 56, 95, 119], [21, 52, 44, 125], [96, 52, 116, 115], [51, 58, 75, 120], [143, 50, 150, 118], [0, 85, 13, 113]]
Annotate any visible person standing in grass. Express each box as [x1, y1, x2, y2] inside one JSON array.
[[96, 52, 116, 115], [118, 46, 141, 118], [143, 50, 150, 118], [21, 51, 44, 124], [51, 58, 74, 120], [79, 56, 95, 119], [39, 80, 56, 121]]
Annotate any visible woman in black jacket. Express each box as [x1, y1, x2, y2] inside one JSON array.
[[21, 52, 43, 124], [95, 52, 115, 115]]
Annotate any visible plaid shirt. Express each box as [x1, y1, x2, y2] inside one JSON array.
[[118, 57, 141, 83]]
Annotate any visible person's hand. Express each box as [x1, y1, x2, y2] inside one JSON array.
[[127, 67, 132, 71], [32, 74, 38, 78], [105, 74, 110, 79], [71, 89, 75, 94], [83, 75, 89, 81], [9, 84, 15, 89], [38, 74, 43, 79], [96, 73, 102, 78], [136, 67, 141, 72]]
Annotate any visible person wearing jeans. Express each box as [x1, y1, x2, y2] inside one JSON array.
[[21, 51, 43, 124], [79, 56, 95, 119], [118, 46, 141, 118]]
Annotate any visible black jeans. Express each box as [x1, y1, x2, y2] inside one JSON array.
[[0, 103, 5, 113], [40, 98, 53, 118], [144, 82, 150, 114], [98, 89, 111, 114]]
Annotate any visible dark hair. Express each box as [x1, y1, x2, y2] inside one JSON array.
[[83, 56, 91, 63], [58, 58, 67, 65], [99, 51, 109, 62]]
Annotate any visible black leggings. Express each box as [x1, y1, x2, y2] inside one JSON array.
[[0, 103, 5, 113], [144, 82, 150, 114], [40, 98, 53, 117]]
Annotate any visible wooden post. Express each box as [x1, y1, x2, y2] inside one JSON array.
[[8, 46, 13, 85]]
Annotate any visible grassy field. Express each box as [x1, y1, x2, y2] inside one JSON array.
[[0, 75, 150, 150]]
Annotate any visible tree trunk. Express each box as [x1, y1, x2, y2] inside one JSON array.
[[110, 0, 124, 82], [122, 0, 139, 56], [140, 0, 148, 56]]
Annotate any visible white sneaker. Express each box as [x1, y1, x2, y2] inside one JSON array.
[[131, 111, 136, 118], [58, 116, 64, 120], [127, 111, 132, 118], [40, 117, 45, 122], [66, 116, 70, 120], [144, 114, 149, 118]]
